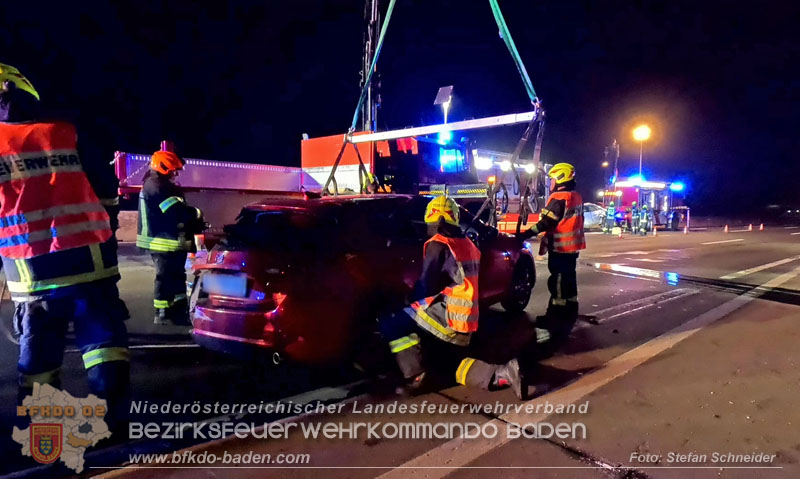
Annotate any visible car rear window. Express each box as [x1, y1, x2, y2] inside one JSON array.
[[223, 208, 332, 252]]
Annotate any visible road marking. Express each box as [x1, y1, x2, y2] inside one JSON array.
[[784, 226, 799, 229], [586, 288, 699, 323], [625, 257, 664, 263], [728, 229, 750, 233], [701, 238, 743, 245], [719, 254, 800, 280], [791, 232, 800, 236], [595, 250, 652, 258], [378, 266, 800, 479]]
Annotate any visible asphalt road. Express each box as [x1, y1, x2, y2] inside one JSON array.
[[2, 226, 800, 478]]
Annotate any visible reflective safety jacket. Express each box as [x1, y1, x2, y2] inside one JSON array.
[[534, 188, 586, 254], [136, 172, 202, 252], [0, 121, 119, 299], [549, 191, 585, 253], [405, 234, 481, 346], [606, 204, 616, 219]]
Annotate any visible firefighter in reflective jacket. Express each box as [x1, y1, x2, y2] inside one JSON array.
[[518, 163, 585, 349], [603, 201, 616, 234], [0, 63, 129, 430], [639, 204, 652, 235], [137, 151, 203, 325], [378, 196, 527, 399]]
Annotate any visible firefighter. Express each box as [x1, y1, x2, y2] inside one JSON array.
[[639, 204, 652, 235], [0, 63, 130, 429], [630, 201, 640, 234], [518, 163, 585, 350], [378, 195, 527, 399], [137, 150, 204, 325], [603, 200, 616, 234]]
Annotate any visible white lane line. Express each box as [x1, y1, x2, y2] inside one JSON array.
[[701, 238, 744, 245], [784, 226, 799, 229], [719, 254, 800, 280], [379, 267, 800, 479], [594, 250, 652, 258], [586, 288, 699, 323], [728, 229, 750, 233], [790, 232, 800, 236], [625, 258, 665, 263]]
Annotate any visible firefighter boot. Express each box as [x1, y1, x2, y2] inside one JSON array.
[[492, 358, 526, 400], [87, 360, 131, 439], [166, 298, 191, 326], [392, 342, 428, 395]]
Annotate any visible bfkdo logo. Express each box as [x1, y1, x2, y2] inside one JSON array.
[[30, 424, 62, 464]]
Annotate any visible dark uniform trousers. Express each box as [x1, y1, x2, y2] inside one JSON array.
[[152, 251, 189, 322], [14, 279, 130, 430], [378, 309, 500, 391], [539, 251, 579, 353]]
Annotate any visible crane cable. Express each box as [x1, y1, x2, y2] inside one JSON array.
[[323, 0, 397, 196]]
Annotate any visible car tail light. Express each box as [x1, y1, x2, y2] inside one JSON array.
[[262, 321, 276, 343], [272, 293, 286, 307]]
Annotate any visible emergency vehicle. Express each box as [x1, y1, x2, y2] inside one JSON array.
[[601, 175, 689, 230]]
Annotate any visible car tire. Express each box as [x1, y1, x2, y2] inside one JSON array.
[[502, 258, 535, 313]]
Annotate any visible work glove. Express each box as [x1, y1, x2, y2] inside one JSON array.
[[516, 225, 538, 240]]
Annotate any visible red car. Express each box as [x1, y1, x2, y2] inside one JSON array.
[[190, 194, 535, 365]]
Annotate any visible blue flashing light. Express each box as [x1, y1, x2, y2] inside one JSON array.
[[665, 272, 680, 286], [628, 174, 645, 186], [437, 130, 453, 145], [438, 147, 464, 173], [669, 182, 685, 192]]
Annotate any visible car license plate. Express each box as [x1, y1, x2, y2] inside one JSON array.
[[202, 273, 248, 297]]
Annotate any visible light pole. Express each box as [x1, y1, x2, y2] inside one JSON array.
[[632, 124, 651, 177]]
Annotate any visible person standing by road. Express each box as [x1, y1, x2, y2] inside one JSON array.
[[0, 63, 130, 430], [518, 163, 585, 351], [603, 200, 616, 234], [136, 150, 204, 325]]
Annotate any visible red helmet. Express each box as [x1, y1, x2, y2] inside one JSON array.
[[150, 151, 184, 175]]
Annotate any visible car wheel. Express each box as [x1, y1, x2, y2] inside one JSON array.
[[502, 258, 535, 313]]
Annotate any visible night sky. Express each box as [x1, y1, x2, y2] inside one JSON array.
[[1, 1, 797, 214]]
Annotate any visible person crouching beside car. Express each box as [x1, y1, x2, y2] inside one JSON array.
[[378, 195, 528, 399]]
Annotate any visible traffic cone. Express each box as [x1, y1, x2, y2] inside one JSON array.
[[724, 225, 729, 233], [748, 224, 753, 232], [683, 225, 688, 234], [759, 223, 764, 231], [618, 229, 623, 239]]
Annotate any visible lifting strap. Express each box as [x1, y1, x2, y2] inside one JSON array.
[[324, 0, 543, 200], [489, 0, 538, 104]]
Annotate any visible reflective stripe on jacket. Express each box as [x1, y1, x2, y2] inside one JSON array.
[[406, 234, 481, 345], [136, 172, 199, 252], [0, 122, 112, 259], [549, 191, 586, 253]]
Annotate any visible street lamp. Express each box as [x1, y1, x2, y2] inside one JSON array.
[[632, 124, 651, 176], [601, 161, 609, 168]]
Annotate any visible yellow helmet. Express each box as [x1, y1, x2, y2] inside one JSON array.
[[548, 162, 575, 184], [424, 195, 459, 226], [0, 63, 40, 100]]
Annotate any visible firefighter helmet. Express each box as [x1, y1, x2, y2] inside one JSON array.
[[548, 162, 576, 184], [0, 63, 39, 100], [150, 151, 185, 175], [424, 195, 459, 227]]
